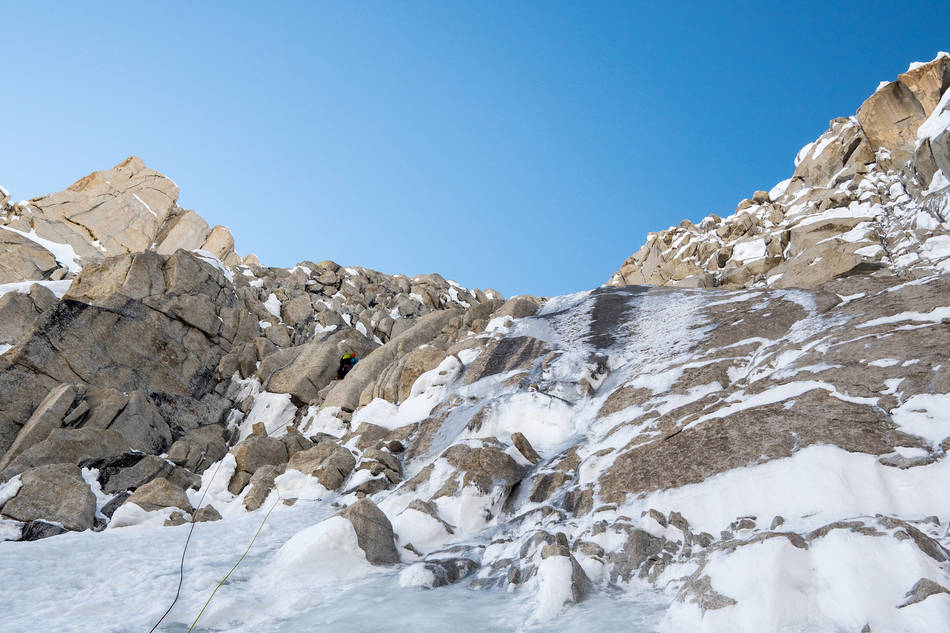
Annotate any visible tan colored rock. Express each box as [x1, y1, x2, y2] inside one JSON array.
[[0, 464, 96, 532], [286, 440, 355, 491], [201, 226, 241, 267], [194, 505, 222, 522], [26, 156, 179, 258], [793, 118, 874, 188], [493, 296, 540, 320], [0, 283, 58, 345], [125, 477, 194, 513], [0, 384, 76, 471], [2, 428, 127, 479], [243, 464, 282, 511], [154, 209, 211, 255], [857, 81, 926, 166], [897, 56, 950, 115], [322, 309, 461, 412], [258, 330, 375, 405], [338, 498, 399, 565], [0, 228, 59, 283], [230, 436, 288, 479]]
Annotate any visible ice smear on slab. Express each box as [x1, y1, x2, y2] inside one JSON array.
[[858, 306, 950, 328], [352, 356, 463, 431], [238, 391, 296, 439], [635, 444, 950, 535]]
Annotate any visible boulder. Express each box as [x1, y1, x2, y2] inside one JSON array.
[[201, 226, 240, 267], [194, 505, 222, 522], [286, 440, 356, 491], [20, 520, 68, 541], [0, 228, 59, 283], [0, 464, 96, 532], [243, 464, 282, 511], [0, 283, 57, 345], [0, 383, 77, 471], [539, 543, 591, 603], [493, 296, 540, 320], [400, 558, 479, 588], [93, 454, 198, 494], [166, 424, 229, 476], [124, 477, 194, 513], [228, 436, 289, 493], [2, 428, 127, 479], [153, 209, 211, 255], [338, 498, 399, 565]]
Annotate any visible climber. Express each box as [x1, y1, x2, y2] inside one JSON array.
[[337, 352, 359, 379]]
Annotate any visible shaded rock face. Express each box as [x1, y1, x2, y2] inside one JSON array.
[[0, 464, 96, 531], [124, 477, 193, 513], [609, 54, 950, 291], [339, 498, 400, 565], [0, 249, 246, 459]]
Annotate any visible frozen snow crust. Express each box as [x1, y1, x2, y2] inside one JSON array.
[[1, 54, 950, 633]]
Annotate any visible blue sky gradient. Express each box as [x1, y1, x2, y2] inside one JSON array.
[[3, 1, 948, 297]]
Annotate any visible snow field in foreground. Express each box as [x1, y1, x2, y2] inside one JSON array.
[[0, 496, 666, 633]]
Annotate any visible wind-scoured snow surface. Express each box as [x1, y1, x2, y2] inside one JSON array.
[[3, 284, 950, 632]]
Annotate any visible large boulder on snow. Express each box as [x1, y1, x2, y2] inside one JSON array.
[[0, 464, 96, 532], [286, 440, 356, 491], [124, 477, 194, 513], [228, 435, 290, 494], [338, 498, 399, 565]]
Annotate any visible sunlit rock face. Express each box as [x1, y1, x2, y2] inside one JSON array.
[[609, 53, 950, 292]]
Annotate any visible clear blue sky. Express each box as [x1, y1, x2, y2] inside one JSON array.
[[3, 1, 948, 297]]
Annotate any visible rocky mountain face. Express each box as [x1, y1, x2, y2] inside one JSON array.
[[610, 53, 950, 290], [1, 55, 950, 633]]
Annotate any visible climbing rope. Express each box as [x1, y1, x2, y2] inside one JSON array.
[[186, 490, 283, 632], [147, 456, 228, 633]]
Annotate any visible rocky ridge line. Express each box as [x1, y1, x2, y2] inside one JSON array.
[[609, 52, 950, 290]]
